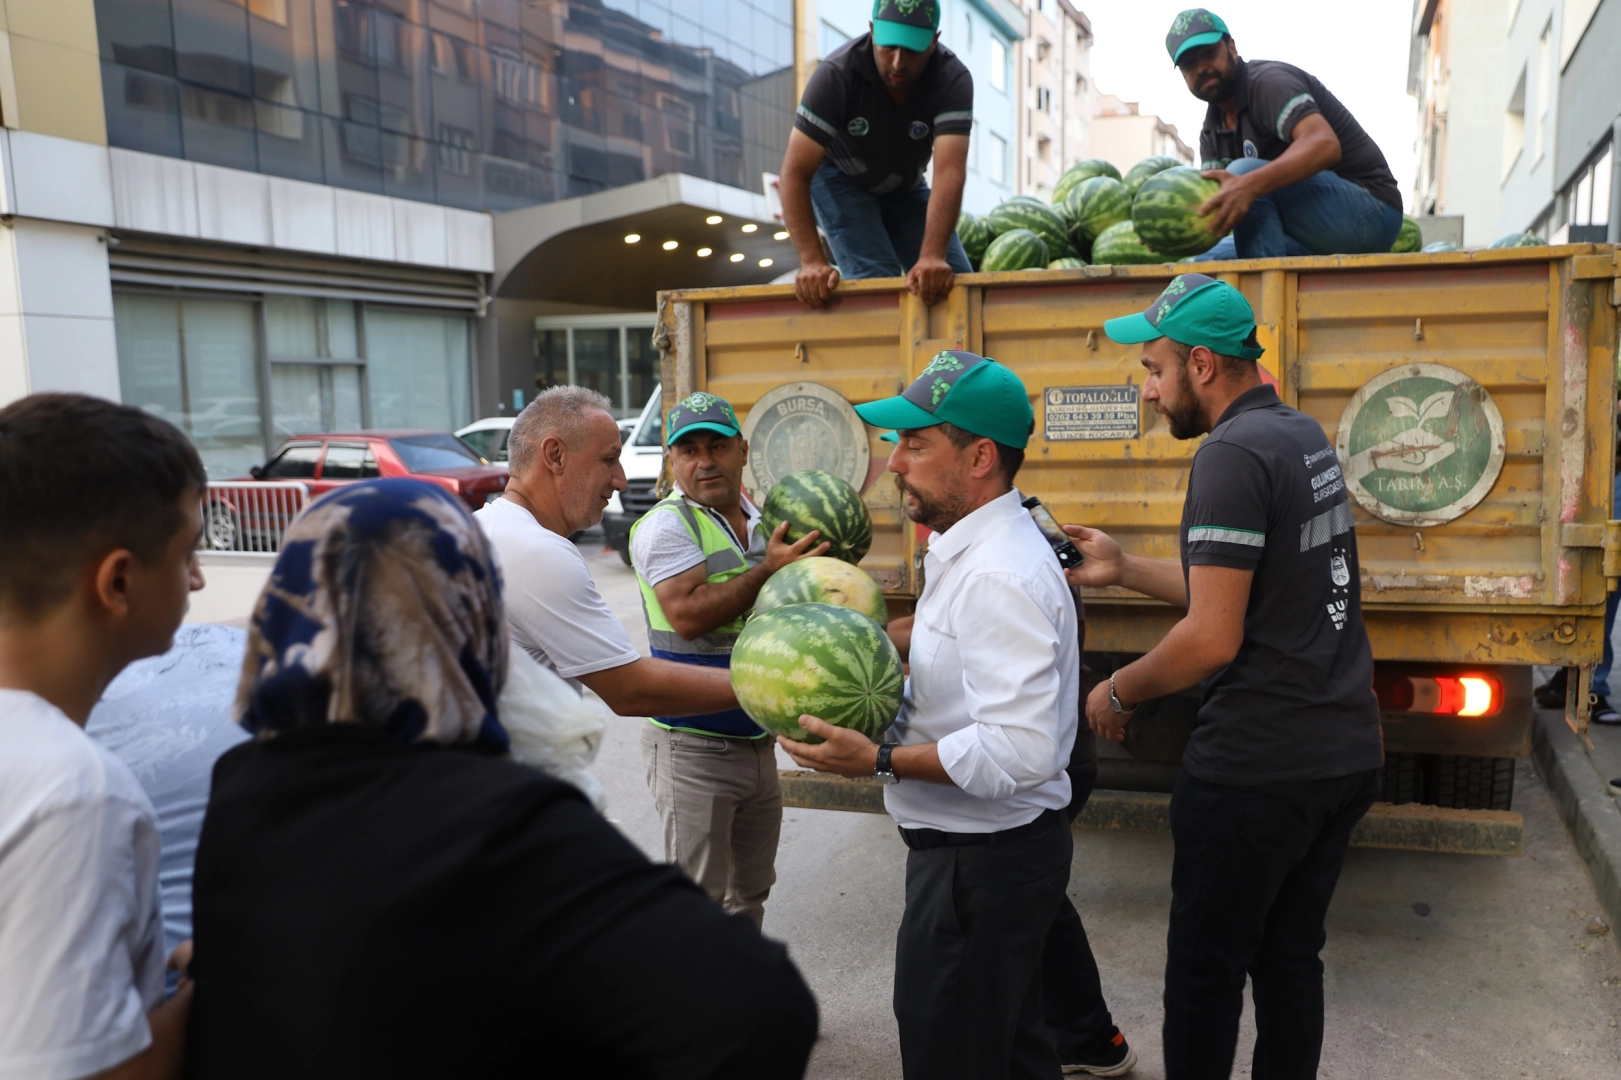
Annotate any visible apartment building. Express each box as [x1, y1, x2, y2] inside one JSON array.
[[1016, 0, 1090, 199], [1089, 91, 1192, 177]]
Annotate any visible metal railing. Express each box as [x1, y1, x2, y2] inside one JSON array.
[[201, 481, 311, 554]]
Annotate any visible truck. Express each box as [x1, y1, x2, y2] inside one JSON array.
[[653, 244, 1621, 855]]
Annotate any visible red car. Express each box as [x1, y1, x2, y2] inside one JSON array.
[[206, 432, 508, 551]]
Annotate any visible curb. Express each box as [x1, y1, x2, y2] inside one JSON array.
[[1531, 712, 1621, 932]]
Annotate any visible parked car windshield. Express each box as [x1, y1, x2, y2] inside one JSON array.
[[389, 434, 484, 472], [633, 409, 663, 447]]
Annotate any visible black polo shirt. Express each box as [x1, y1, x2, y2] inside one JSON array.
[[794, 33, 973, 196], [1178, 384, 1383, 786], [1199, 59, 1401, 211]]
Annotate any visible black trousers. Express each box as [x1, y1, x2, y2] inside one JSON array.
[[894, 812, 1073, 1080], [1041, 765, 1117, 1060], [1162, 767, 1380, 1080]]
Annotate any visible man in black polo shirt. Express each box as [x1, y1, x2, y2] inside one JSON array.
[[1164, 9, 1404, 260], [1064, 274, 1383, 1079], [780, 0, 972, 308]]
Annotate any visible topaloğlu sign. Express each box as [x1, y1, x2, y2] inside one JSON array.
[[1335, 363, 1507, 528]]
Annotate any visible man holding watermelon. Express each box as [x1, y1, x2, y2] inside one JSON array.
[[779, 0, 973, 308], [1166, 9, 1404, 259]]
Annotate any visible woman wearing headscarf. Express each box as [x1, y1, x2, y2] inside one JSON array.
[[186, 480, 817, 1079]]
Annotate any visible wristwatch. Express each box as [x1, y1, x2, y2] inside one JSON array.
[[1108, 672, 1134, 715], [875, 743, 900, 785]]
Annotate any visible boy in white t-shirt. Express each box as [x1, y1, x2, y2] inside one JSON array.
[[0, 394, 208, 1080]]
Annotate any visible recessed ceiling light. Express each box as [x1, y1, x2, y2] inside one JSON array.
[[662, 240, 679, 250], [729, 253, 745, 262], [624, 233, 641, 243], [773, 230, 789, 240], [759, 258, 773, 268], [740, 223, 758, 233], [697, 247, 713, 257], [705, 215, 723, 225]]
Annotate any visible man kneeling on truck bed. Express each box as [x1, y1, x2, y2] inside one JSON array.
[[1168, 8, 1404, 260], [1065, 275, 1384, 1080]]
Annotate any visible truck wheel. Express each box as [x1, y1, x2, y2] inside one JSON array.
[[1426, 754, 1515, 811], [1380, 752, 1420, 805]]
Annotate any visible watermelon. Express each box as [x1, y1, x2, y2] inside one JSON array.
[[1062, 176, 1132, 248], [985, 199, 1070, 261], [1090, 220, 1166, 265], [1052, 159, 1123, 205], [730, 603, 903, 743], [1122, 155, 1183, 198], [754, 556, 887, 626], [1488, 231, 1544, 249], [1387, 214, 1420, 253], [981, 228, 1049, 271], [1131, 167, 1223, 258], [761, 469, 872, 565], [956, 212, 993, 267], [1422, 239, 1460, 253], [1048, 257, 1088, 269]]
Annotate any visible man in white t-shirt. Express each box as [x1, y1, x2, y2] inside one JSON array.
[[475, 386, 738, 722], [0, 394, 208, 1080]]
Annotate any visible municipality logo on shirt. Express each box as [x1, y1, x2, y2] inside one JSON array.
[[848, 117, 869, 136], [909, 121, 929, 140]]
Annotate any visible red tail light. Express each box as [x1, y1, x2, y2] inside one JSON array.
[[1374, 673, 1501, 717]]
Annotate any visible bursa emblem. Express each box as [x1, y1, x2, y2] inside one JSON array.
[[909, 120, 930, 140]]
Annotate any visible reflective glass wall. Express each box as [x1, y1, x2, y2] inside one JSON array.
[[95, 0, 796, 213]]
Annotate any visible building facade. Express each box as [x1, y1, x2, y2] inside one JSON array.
[[1088, 90, 1192, 177], [1496, 0, 1563, 237], [1549, 0, 1616, 241], [1016, 0, 1090, 200]]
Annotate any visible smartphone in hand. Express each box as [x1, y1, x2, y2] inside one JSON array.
[[1022, 496, 1084, 570]]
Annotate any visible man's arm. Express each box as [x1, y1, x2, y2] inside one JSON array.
[[1061, 524, 1188, 607], [908, 134, 969, 307], [779, 716, 955, 784], [576, 656, 739, 718], [1197, 113, 1342, 235], [90, 986, 191, 1080], [780, 130, 840, 308], [1085, 564, 1252, 742], [652, 522, 828, 640]]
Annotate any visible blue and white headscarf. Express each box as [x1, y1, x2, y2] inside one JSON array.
[[235, 479, 510, 751]]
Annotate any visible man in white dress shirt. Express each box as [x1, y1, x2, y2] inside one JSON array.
[[782, 351, 1083, 1080]]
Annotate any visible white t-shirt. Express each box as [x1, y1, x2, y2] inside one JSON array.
[[0, 689, 166, 1080], [475, 497, 641, 690]]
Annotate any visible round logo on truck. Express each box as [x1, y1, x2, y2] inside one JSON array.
[[742, 382, 871, 498], [1335, 362, 1506, 527]]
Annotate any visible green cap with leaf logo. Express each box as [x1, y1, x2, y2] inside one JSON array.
[[1166, 8, 1230, 65], [1103, 273, 1265, 360], [855, 350, 1035, 448], [872, 0, 940, 53], [665, 391, 741, 445]]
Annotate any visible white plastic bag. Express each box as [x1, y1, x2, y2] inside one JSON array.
[[497, 647, 612, 811]]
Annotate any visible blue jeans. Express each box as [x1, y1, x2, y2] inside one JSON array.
[[1596, 472, 1621, 696], [809, 162, 973, 280], [1195, 157, 1403, 260]]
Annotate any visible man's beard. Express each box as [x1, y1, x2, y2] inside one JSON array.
[[1161, 366, 1205, 440], [897, 475, 968, 533], [1190, 72, 1236, 104]]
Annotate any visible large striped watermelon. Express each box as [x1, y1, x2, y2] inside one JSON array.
[[1488, 231, 1544, 248], [1062, 176, 1132, 248], [985, 199, 1070, 262], [981, 228, 1049, 271], [1048, 257, 1087, 269], [956, 212, 993, 267], [1090, 220, 1166, 265], [761, 469, 872, 565], [731, 603, 903, 743], [1390, 214, 1422, 253], [1131, 167, 1223, 259], [1052, 159, 1123, 205], [1123, 155, 1183, 197], [754, 557, 887, 626]]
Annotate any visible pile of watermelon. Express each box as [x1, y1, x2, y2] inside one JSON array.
[[734, 470, 901, 744], [1488, 231, 1546, 249]]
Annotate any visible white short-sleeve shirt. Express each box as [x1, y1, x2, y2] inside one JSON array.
[[0, 689, 166, 1080], [474, 497, 641, 691]]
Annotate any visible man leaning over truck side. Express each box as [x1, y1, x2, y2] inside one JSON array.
[[1064, 275, 1383, 1080], [628, 392, 828, 928]]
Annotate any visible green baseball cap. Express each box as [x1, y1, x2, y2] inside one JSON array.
[[1104, 273, 1265, 360], [857, 350, 1034, 449], [665, 390, 741, 445], [1166, 8, 1230, 65], [871, 0, 940, 53]]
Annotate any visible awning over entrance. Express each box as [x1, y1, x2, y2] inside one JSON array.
[[492, 173, 799, 309]]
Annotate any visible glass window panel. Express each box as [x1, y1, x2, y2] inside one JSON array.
[[95, 0, 179, 75], [249, 0, 320, 110], [571, 328, 618, 406], [388, 434, 481, 471], [535, 328, 568, 390], [115, 293, 186, 427], [322, 116, 385, 191], [332, 364, 363, 427], [174, 0, 254, 94], [321, 443, 366, 477], [256, 102, 325, 181], [265, 296, 319, 357], [327, 301, 359, 359], [481, 157, 553, 211], [638, 0, 673, 38], [1592, 146, 1612, 227], [102, 63, 185, 157], [270, 362, 324, 436], [180, 297, 265, 477], [383, 131, 437, 200], [625, 327, 657, 420], [262, 442, 322, 477], [705, 0, 730, 43], [366, 309, 472, 430], [180, 85, 260, 170], [430, 34, 484, 143], [377, 14, 432, 137]]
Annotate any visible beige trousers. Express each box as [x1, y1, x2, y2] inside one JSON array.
[[639, 724, 783, 928]]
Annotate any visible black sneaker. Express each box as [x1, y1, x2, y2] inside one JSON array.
[[1535, 670, 1567, 708], [1061, 1029, 1137, 1076], [1593, 696, 1621, 725], [1609, 777, 1621, 797]]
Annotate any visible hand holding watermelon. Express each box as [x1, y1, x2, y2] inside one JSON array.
[[1194, 168, 1259, 237], [762, 520, 832, 573], [777, 715, 883, 776]]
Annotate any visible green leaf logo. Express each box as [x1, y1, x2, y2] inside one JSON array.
[[921, 351, 965, 377], [929, 377, 952, 405], [847, 117, 869, 136]]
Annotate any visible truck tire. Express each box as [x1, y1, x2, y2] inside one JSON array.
[[1425, 754, 1515, 811], [1379, 752, 1421, 805]]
